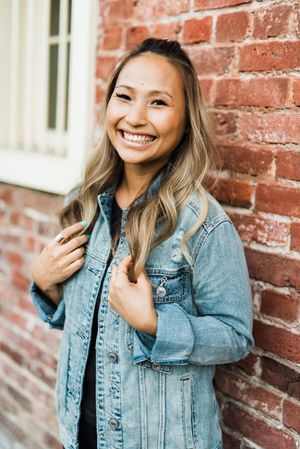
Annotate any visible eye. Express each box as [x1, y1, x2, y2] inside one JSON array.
[[151, 99, 167, 106], [115, 93, 130, 101]]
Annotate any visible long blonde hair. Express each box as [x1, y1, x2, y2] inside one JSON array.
[[59, 38, 218, 280]]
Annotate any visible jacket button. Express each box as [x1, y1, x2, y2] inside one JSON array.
[[156, 286, 166, 297], [108, 418, 119, 430], [152, 363, 161, 371], [108, 351, 118, 363]]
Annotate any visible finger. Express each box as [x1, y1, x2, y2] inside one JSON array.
[[62, 234, 89, 254], [62, 246, 85, 267], [117, 255, 133, 274], [136, 268, 150, 286], [51, 221, 88, 245]]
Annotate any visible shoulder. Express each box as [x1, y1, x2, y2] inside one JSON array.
[[184, 190, 232, 233]]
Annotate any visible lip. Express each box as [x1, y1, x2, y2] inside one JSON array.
[[118, 129, 157, 148], [120, 128, 156, 138]]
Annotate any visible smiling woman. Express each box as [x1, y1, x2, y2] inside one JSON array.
[[29, 38, 254, 449]]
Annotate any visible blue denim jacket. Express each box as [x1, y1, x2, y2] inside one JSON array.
[[30, 168, 254, 449]]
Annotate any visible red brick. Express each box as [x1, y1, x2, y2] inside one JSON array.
[[215, 78, 289, 107], [261, 356, 300, 401], [3, 251, 23, 268], [153, 0, 190, 16], [218, 144, 274, 175], [294, 79, 300, 105], [183, 17, 212, 44], [127, 26, 150, 49], [96, 56, 116, 80], [283, 400, 300, 433], [230, 213, 289, 247], [261, 290, 300, 322], [195, 0, 252, 9], [211, 178, 253, 208], [199, 79, 213, 105], [215, 370, 281, 418], [254, 319, 300, 363], [222, 431, 241, 449], [253, 5, 291, 38], [101, 0, 134, 20], [223, 402, 296, 449], [291, 222, 300, 252], [261, 356, 300, 400], [256, 183, 300, 218], [240, 41, 300, 72], [211, 111, 238, 136], [12, 271, 30, 291], [95, 84, 105, 105], [151, 22, 181, 40], [191, 46, 235, 75], [0, 184, 13, 202], [231, 353, 258, 376], [102, 25, 123, 50], [240, 113, 300, 144], [245, 247, 300, 291], [216, 11, 249, 43], [277, 151, 300, 181]]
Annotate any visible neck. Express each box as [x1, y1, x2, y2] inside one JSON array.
[[119, 162, 165, 198]]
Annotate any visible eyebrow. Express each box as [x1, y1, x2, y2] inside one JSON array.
[[115, 84, 174, 100]]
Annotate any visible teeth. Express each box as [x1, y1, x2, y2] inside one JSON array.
[[123, 131, 155, 144]]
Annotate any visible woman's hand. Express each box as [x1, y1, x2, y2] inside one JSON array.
[[31, 221, 89, 305], [108, 255, 158, 336]]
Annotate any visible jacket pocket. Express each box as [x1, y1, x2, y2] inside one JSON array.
[[180, 375, 196, 449], [146, 268, 188, 304]]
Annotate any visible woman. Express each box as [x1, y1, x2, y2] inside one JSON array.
[[30, 38, 254, 449]]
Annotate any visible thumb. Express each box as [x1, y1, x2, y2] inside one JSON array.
[[136, 268, 150, 287]]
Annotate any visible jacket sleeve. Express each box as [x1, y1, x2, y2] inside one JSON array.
[[132, 219, 255, 366], [29, 281, 65, 330]]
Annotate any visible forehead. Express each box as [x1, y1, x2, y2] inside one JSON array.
[[116, 53, 184, 93]]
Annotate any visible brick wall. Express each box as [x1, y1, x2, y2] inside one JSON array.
[[1, 0, 300, 448]]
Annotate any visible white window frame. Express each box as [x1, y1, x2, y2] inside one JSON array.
[[0, 0, 98, 195]]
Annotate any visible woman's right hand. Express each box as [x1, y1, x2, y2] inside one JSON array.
[[31, 221, 89, 305]]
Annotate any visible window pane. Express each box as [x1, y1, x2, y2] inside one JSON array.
[[68, 0, 72, 34], [64, 42, 70, 130], [48, 44, 58, 129], [50, 0, 60, 36]]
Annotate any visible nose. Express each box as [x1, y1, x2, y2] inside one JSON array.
[[125, 100, 147, 127]]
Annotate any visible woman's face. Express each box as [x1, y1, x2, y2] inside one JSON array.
[[106, 53, 187, 170]]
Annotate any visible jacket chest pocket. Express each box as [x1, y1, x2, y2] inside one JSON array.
[[147, 268, 188, 304]]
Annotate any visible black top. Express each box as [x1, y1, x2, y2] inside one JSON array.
[[80, 196, 123, 426]]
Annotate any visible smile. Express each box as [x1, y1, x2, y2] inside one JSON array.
[[119, 130, 156, 145]]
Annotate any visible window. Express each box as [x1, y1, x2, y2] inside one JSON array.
[[0, 0, 97, 194]]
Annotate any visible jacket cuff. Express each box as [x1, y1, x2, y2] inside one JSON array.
[[133, 303, 195, 365], [29, 281, 65, 329]]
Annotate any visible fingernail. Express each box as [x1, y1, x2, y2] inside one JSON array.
[[80, 220, 88, 227], [86, 234, 91, 239]]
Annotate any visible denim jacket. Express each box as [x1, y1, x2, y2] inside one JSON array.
[[30, 167, 254, 449]]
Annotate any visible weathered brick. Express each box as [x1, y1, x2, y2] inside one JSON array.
[[183, 17, 212, 44], [230, 213, 289, 247], [191, 46, 235, 75], [101, 0, 134, 20], [291, 222, 300, 252], [215, 78, 289, 107], [153, 0, 189, 16], [246, 247, 300, 291], [223, 402, 297, 449], [127, 26, 149, 49], [151, 22, 181, 40], [256, 183, 300, 218], [215, 370, 281, 418], [95, 84, 106, 105], [294, 79, 300, 105], [283, 400, 300, 433], [216, 11, 249, 42], [261, 290, 300, 322], [253, 319, 300, 363], [96, 56, 117, 80], [277, 151, 300, 181], [240, 113, 300, 144], [218, 144, 274, 175], [102, 25, 123, 50], [211, 111, 238, 136], [240, 41, 300, 72], [261, 356, 300, 401], [12, 271, 30, 292], [253, 5, 291, 38], [211, 178, 253, 208], [231, 353, 258, 376], [199, 79, 213, 105], [222, 431, 241, 449], [195, 0, 252, 9]]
